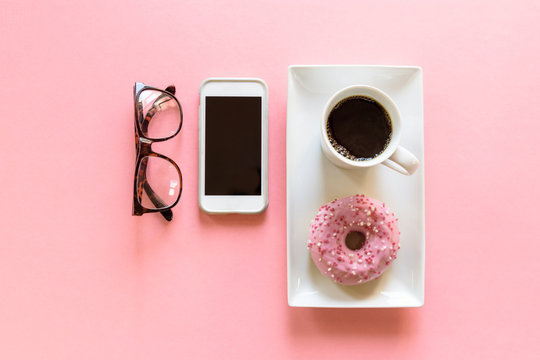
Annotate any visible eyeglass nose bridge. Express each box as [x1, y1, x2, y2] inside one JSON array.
[[137, 137, 153, 154]]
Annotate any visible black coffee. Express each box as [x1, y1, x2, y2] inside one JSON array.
[[327, 96, 392, 160]]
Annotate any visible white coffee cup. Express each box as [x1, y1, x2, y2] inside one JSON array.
[[321, 85, 419, 175]]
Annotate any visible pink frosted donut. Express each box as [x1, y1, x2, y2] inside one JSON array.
[[307, 194, 400, 285]]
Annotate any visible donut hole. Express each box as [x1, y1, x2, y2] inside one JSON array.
[[345, 231, 366, 251]]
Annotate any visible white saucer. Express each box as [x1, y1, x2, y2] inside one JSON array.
[[286, 65, 425, 308]]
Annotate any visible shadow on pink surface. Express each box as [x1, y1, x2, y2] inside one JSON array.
[[287, 308, 415, 338], [198, 209, 267, 227]]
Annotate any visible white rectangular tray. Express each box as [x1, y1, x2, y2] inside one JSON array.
[[286, 65, 425, 307]]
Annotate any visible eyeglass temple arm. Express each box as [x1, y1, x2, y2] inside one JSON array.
[[138, 84, 177, 221], [143, 181, 173, 221]]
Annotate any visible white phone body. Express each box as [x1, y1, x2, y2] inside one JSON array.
[[199, 78, 268, 214]]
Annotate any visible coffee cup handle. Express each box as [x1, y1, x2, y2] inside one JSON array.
[[382, 146, 419, 175]]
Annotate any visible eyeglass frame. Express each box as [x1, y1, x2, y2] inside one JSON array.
[[132, 82, 183, 221]]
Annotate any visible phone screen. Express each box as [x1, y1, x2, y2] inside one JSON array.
[[205, 96, 262, 195]]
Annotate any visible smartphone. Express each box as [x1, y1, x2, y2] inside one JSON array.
[[199, 78, 268, 213]]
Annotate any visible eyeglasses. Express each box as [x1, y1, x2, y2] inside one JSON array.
[[132, 82, 183, 221]]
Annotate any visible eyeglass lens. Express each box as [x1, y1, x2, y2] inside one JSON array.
[[137, 156, 181, 210], [138, 89, 181, 139]]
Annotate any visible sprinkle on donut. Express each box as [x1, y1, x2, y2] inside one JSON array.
[[307, 194, 400, 285]]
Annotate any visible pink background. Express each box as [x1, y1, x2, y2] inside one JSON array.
[[1, 0, 539, 358]]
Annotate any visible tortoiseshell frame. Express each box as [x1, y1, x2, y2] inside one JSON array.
[[132, 82, 183, 221]]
